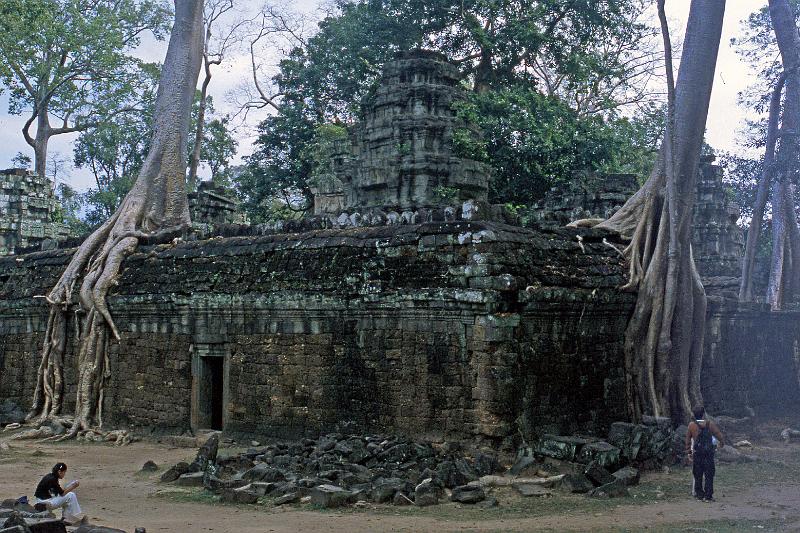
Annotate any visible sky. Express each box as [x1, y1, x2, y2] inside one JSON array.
[[0, 0, 768, 191]]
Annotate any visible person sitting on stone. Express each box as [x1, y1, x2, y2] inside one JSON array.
[[685, 405, 725, 502], [34, 462, 85, 524]]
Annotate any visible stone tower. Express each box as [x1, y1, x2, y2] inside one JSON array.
[[325, 50, 490, 213], [0, 168, 69, 255]]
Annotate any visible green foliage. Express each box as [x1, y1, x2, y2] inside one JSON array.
[[73, 73, 235, 226], [243, 0, 661, 219], [731, 0, 800, 113], [0, 0, 172, 136], [457, 85, 658, 205], [239, 102, 317, 222], [10, 152, 32, 169], [305, 123, 349, 190], [200, 117, 238, 188], [52, 183, 90, 235], [432, 185, 460, 203]]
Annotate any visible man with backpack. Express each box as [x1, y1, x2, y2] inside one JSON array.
[[686, 405, 725, 502]]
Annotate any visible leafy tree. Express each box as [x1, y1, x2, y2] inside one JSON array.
[[29, 0, 204, 436], [53, 183, 90, 235], [242, 0, 663, 219], [0, 0, 171, 177], [201, 117, 238, 187]]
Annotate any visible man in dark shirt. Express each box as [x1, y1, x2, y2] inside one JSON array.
[[685, 406, 725, 502], [34, 463, 83, 524]]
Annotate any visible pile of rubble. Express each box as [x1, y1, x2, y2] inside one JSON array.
[[162, 421, 681, 508]]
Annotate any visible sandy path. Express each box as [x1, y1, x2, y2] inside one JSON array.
[[0, 438, 798, 532]]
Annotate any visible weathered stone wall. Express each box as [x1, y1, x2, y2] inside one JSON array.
[[702, 299, 800, 417], [0, 222, 633, 443]]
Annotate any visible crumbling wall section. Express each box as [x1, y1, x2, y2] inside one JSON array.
[[0, 222, 633, 442]]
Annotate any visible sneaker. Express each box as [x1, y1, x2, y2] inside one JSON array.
[[703, 497, 715, 502]]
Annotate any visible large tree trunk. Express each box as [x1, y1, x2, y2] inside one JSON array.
[[187, 34, 214, 191], [740, 74, 785, 301], [28, 0, 205, 435], [597, 0, 724, 422], [33, 110, 50, 178], [765, 0, 800, 310]]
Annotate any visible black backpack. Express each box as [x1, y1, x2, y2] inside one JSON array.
[[694, 422, 714, 454]]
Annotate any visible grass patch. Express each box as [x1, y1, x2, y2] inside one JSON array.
[[602, 517, 799, 533]]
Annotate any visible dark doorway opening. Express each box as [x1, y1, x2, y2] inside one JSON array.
[[207, 357, 224, 430], [197, 356, 225, 431]]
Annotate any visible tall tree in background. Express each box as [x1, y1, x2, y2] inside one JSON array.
[[735, 0, 800, 309], [28, 0, 204, 437], [187, 0, 245, 190], [763, 0, 800, 310], [0, 0, 172, 178], [593, 0, 725, 421]]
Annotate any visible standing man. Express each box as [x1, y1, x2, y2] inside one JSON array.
[[34, 462, 84, 524], [686, 405, 725, 502]]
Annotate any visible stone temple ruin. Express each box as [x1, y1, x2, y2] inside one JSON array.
[[0, 168, 69, 256], [317, 50, 489, 215], [0, 51, 798, 448]]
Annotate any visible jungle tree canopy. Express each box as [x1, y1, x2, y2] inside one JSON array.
[[240, 0, 663, 220]]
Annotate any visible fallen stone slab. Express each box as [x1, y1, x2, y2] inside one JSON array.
[[470, 474, 564, 488], [450, 485, 485, 504], [584, 464, 615, 487], [576, 442, 621, 469], [273, 493, 299, 506], [556, 473, 594, 494], [160, 462, 192, 482], [175, 472, 205, 487], [74, 524, 126, 533], [587, 478, 629, 498], [717, 446, 758, 464], [310, 485, 355, 509], [612, 466, 640, 487], [221, 485, 260, 504]]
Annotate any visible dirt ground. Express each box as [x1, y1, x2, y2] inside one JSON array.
[[1, 430, 799, 533]]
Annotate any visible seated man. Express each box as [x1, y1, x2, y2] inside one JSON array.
[[34, 462, 84, 524]]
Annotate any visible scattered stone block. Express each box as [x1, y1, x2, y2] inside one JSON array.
[[584, 464, 615, 487], [587, 478, 629, 498], [273, 493, 299, 506], [414, 478, 442, 507], [175, 472, 205, 487], [557, 474, 594, 494], [450, 485, 485, 504], [612, 466, 640, 486], [577, 441, 621, 469], [533, 435, 595, 462], [140, 461, 159, 472], [310, 485, 355, 508], [221, 484, 260, 504]]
